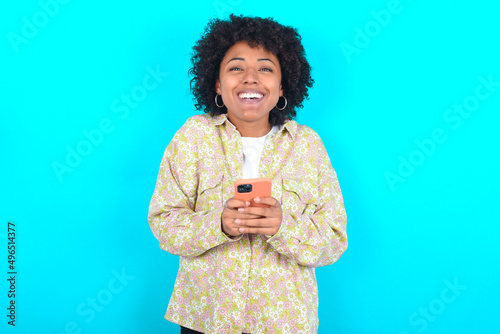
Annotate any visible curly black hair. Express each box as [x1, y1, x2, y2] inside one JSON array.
[[189, 14, 314, 127]]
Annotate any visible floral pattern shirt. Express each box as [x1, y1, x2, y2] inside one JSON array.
[[148, 114, 348, 334]]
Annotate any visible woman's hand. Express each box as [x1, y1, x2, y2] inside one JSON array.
[[221, 197, 282, 237], [221, 198, 254, 237]]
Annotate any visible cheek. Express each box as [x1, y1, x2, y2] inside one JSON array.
[[272, 81, 283, 96], [271, 76, 282, 91], [220, 77, 236, 93]]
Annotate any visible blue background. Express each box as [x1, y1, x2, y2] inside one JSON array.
[[1, 0, 499, 333]]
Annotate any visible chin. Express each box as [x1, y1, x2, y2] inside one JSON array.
[[241, 111, 269, 121]]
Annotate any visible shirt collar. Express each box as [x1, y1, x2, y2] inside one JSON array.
[[210, 113, 228, 126], [280, 119, 297, 140], [209, 113, 297, 139]]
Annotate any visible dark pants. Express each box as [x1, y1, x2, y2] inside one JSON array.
[[181, 326, 250, 334]]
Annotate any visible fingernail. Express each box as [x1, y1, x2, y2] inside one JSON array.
[[239, 228, 244, 233], [246, 201, 250, 206], [235, 219, 241, 225], [238, 208, 244, 213], [254, 197, 261, 203]]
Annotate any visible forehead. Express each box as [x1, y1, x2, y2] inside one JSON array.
[[222, 41, 279, 62]]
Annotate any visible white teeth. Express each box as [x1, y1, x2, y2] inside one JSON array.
[[239, 92, 263, 99]]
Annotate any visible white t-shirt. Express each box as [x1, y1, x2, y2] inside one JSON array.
[[241, 126, 279, 179]]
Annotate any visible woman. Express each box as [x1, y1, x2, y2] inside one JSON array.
[[148, 14, 347, 334]]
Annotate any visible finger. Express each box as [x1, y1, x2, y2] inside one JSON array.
[[235, 217, 278, 228], [237, 206, 275, 217], [224, 209, 263, 219], [235, 207, 266, 217], [234, 212, 264, 219], [225, 198, 250, 210], [225, 229, 243, 237], [237, 226, 278, 235], [254, 196, 280, 207], [237, 206, 272, 218], [222, 219, 244, 236]]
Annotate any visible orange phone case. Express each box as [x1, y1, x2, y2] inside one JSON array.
[[234, 178, 272, 207]]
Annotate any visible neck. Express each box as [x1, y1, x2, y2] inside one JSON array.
[[227, 115, 271, 137]]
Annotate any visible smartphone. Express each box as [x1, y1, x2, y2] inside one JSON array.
[[234, 178, 272, 207]]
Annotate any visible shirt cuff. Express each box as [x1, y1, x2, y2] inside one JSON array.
[[220, 225, 244, 242], [265, 211, 298, 250]]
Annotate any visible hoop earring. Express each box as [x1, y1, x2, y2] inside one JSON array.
[[275, 96, 287, 111], [215, 94, 224, 108]]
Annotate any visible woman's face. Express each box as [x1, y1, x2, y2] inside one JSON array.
[[216, 41, 282, 134]]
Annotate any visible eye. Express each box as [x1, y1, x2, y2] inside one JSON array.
[[229, 67, 242, 71], [260, 68, 273, 72]]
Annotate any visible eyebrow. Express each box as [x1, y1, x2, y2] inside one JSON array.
[[226, 57, 276, 65]]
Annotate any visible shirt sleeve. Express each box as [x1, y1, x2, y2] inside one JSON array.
[[266, 134, 348, 268], [147, 121, 238, 257]]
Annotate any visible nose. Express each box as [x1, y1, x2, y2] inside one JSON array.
[[243, 68, 258, 84]]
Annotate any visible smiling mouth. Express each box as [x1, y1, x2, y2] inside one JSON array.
[[238, 92, 264, 101]]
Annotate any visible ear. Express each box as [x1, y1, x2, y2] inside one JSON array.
[[215, 79, 221, 94], [280, 84, 283, 97]]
